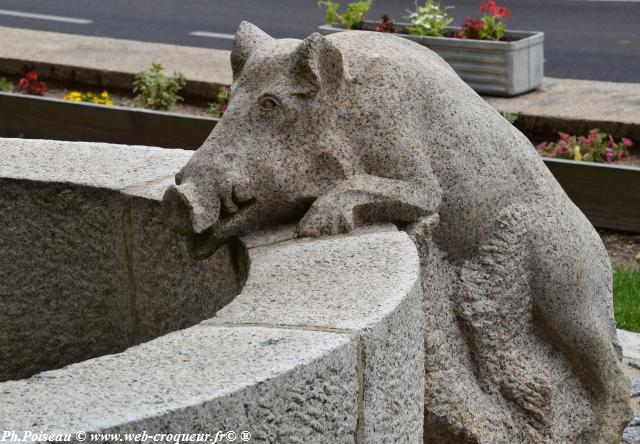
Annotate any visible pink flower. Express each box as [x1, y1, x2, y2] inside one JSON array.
[[559, 132, 570, 142], [609, 135, 617, 147], [604, 148, 615, 163], [537, 142, 548, 149], [622, 137, 634, 147], [557, 146, 568, 154], [620, 151, 629, 160]]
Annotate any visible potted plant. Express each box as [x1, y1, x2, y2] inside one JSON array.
[[317, 0, 544, 96]]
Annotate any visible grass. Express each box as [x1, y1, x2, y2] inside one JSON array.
[[613, 267, 640, 332]]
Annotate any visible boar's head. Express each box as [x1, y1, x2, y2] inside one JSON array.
[[163, 22, 355, 259]]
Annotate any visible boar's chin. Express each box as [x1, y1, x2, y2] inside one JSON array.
[[178, 203, 265, 259], [181, 214, 250, 260], [183, 228, 230, 260]]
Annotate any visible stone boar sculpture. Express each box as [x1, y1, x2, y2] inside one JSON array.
[[163, 22, 630, 443]]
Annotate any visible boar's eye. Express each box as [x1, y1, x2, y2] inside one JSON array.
[[258, 94, 280, 111]]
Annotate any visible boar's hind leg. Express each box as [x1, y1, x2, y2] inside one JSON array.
[[528, 211, 631, 442], [297, 174, 442, 237]]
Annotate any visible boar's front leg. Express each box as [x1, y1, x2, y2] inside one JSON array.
[[297, 174, 442, 237]]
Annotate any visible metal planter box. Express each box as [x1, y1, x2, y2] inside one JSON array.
[[318, 22, 544, 97]]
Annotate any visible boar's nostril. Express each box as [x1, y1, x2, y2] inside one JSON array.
[[220, 192, 239, 217]]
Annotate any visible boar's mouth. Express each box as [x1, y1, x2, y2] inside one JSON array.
[[182, 210, 255, 260], [173, 203, 321, 261], [164, 181, 320, 259]]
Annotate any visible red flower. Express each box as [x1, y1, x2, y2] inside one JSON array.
[[18, 71, 47, 96], [464, 18, 485, 30], [24, 71, 38, 82], [496, 6, 511, 18], [480, 0, 495, 13], [480, 0, 510, 18]]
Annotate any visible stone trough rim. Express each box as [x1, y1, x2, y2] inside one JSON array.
[[0, 138, 423, 438]]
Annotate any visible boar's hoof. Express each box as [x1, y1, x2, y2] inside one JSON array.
[[297, 205, 355, 238]]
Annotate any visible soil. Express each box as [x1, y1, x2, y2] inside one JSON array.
[[599, 229, 640, 270], [48, 84, 213, 117]]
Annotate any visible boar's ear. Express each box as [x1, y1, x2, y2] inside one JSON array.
[[231, 21, 273, 81], [292, 33, 343, 97]]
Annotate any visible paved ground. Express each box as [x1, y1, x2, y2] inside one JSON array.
[[0, 0, 638, 83]]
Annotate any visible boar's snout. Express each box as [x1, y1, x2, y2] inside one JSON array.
[[163, 183, 220, 236]]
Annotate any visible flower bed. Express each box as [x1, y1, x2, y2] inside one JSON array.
[[537, 129, 634, 164]]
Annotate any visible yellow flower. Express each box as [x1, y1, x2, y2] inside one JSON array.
[[64, 90, 112, 106], [573, 146, 582, 161], [64, 91, 83, 101]]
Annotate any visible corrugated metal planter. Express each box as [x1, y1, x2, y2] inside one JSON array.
[[318, 21, 544, 97]]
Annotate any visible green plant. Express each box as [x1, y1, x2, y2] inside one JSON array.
[[613, 267, 640, 332], [319, 0, 372, 29], [133, 63, 186, 110], [405, 0, 453, 37], [0, 76, 12, 92], [458, 0, 511, 41], [208, 86, 230, 118], [500, 111, 518, 125], [537, 129, 633, 164]]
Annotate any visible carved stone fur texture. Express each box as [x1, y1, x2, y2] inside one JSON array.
[[163, 22, 631, 442]]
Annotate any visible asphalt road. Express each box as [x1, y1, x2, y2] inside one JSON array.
[[0, 0, 639, 83]]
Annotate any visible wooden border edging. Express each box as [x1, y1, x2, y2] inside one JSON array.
[[543, 158, 640, 233], [0, 91, 217, 149]]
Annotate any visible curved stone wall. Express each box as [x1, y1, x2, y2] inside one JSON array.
[[0, 138, 425, 441], [0, 139, 240, 381]]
